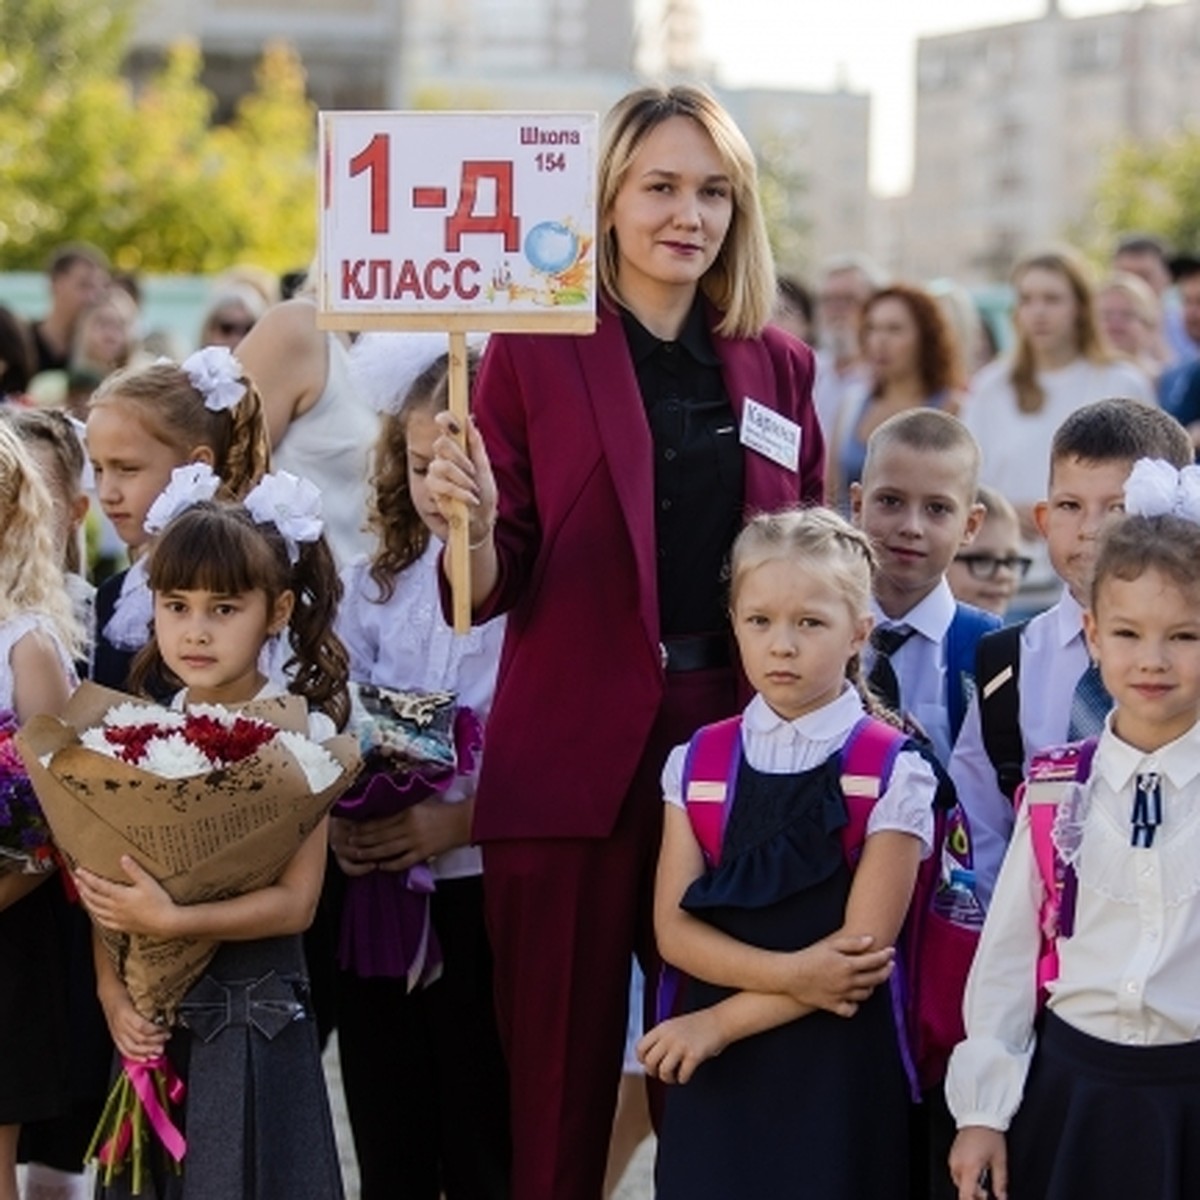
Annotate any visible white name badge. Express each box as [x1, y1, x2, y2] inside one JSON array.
[[739, 397, 800, 473]]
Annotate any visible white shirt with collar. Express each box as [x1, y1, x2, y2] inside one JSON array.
[[948, 589, 1091, 908], [867, 579, 957, 768], [945, 713, 1200, 1132], [661, 685, 936, 856]]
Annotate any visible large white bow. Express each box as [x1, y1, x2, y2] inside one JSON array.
[[1123, 457, 1200, 523], [244, 471, 324, 564], [143, 463, 221, 535], [182, 346, 247, 412]]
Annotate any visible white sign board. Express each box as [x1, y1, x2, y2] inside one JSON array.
[[318, 110, 597, 332]]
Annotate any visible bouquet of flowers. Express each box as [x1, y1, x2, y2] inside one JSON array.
[[334, 684, 481, 987], [0, 709, 55, 874], [16, 681, 360, 1192]]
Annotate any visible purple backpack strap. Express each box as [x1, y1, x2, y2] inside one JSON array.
[[681, 716, 743, 868], [658, 716, 742, 1022], [839, 715, 919, 1097], [1019, 738, 1097, 999], [839, 716, 908, 865]]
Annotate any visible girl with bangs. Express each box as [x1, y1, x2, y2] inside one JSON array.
[[75, 476, 350, 1200], [949, 462, 1200, 1200]]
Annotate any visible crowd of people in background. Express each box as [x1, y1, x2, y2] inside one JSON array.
[[2, 78, 1200, 1200]]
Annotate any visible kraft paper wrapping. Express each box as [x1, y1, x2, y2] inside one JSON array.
[[16, 682, 361, 1025]]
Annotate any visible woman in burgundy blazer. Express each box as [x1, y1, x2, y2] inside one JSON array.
[[430, 84, 824, 1200]]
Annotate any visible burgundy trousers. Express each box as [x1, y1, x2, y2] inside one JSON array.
[[482, 666, 737, 1200]]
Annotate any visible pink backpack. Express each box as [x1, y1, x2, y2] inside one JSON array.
[[670, 713, 984, 1098], [1013, 738, 1098, 1001]]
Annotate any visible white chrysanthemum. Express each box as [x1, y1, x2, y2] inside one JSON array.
[[275, 730, 342, 792], [138, 733, 214, 779], [80, 728, 119, 758], [185, 703, 238, 726], [102, 703, 181, 729]]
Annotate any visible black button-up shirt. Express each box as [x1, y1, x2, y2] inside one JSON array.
[[622, 300, 744, 637]]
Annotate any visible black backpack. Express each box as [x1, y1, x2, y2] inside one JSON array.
[[974, 621, 1027, 801]]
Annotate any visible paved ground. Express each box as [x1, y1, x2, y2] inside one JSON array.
[[324, 1038, 655, 1199]]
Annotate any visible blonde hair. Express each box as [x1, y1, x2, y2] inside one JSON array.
[[597, 84, 774, 338], [0, 423, 82, 659], [730, 507, 883, 709], [0, 409, 87, 575], [90, 360, 271, 499], [1010, 246, 1109, 415]]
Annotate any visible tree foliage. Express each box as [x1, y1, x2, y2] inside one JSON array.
[[756, 131, 811, 279], [1084, 127, 1200, 258], [0, 5, 317, 273]]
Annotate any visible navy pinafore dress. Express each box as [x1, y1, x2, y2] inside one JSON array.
[[655, 753, 910, 1199]]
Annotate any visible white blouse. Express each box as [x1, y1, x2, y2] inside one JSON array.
[[946, 714, 1200, 1131], [335, 539, 506, 879], [661, 686, 936, 856], [0, 612, 77, 710]]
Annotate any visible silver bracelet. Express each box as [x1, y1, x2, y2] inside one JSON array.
[[468, 522, 495, 551]]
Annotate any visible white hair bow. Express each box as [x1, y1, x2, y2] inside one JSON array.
[[103, 560, 152, 651], [182, 346, 247, 412], [1124, 457, 1200, 524], [143, 463, 221, 534], [350, 331, 488, 415], [244, 471, 324, 563]]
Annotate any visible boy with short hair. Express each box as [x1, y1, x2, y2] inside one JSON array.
[[948, 397, 1193, 908], [852, 406, 997, 1200], [851, 408, 997, 766]]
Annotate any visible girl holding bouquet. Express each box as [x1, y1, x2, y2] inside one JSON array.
[[85, 348, 271, 692], [330, 334, 510, 1199], [73, 473, 350, 1200], [0, 424, 84, 1200]]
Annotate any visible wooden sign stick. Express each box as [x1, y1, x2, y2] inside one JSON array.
[[447, 328, 472, 634]]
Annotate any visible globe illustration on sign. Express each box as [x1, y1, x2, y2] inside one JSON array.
[[524, 221, 578, 274]]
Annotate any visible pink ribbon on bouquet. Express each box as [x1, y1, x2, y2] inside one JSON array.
[[99, 1055, 187, 1166]]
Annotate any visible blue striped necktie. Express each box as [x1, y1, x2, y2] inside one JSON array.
[[1067, 660, 1111, 741]]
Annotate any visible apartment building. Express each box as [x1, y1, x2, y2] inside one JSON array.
[[902, 0, 1200, 284]]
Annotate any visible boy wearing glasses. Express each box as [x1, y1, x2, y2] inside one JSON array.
[[948, 397, 1193, 908], [948, 486, 1029, 618]]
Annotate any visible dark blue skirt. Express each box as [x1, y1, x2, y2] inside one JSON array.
[[95, 935, 344, 1200], [1008, 1011, 1200, 1200]]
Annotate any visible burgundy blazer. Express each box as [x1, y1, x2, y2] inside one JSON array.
[[454, 302, 824, 841]]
